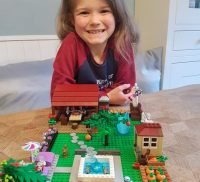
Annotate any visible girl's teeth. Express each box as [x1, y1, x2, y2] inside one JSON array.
[[89, 30, 102, 34]]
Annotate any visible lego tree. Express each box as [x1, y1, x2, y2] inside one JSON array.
[[82, 110, 131, 146], [0, 159, 46, 182]]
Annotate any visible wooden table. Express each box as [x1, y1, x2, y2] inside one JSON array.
[[0, 84, 200, 182]]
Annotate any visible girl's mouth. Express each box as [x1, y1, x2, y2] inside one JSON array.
[[87, 30, 105, 34]]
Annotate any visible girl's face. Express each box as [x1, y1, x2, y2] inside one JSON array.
[[73, 0, 115, 49]]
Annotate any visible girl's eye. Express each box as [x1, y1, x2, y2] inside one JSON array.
[[101, 9, 111, 14], [79, 11, 89, 15]]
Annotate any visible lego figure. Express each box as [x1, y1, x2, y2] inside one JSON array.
[[103, 167, 109, 174], [85, 165, 91, 174], [132, 83, 139, 106], [131, 83, 142, 107], [63, 144, 68, 158], [141, 112, 154, 123], [99, 96, 110, 110], [129, 83, 143, 121], [35, 159, 46, 172]]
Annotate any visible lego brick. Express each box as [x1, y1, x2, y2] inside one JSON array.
[[55, 84, 99, 92], [52, 101, 99, 107], [74, 149, 120, 156], [53, 92, 99, 97], [52, 84, 99, 108], [69, 155, 81, 182], [135, 123, 163, 137], [52, 97, 99, 102], [98, 149, 120, 156], [54, 167, 72, 173]]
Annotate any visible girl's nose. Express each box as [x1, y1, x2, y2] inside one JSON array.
[[89, 13, 101, 26]]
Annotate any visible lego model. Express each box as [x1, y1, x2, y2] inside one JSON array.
[[0, 83, 172, 182], [51, 84, 99, 124], [50, 84, 170, 181], [78, 155, 115, 182], [133, 123, 171, 182], [69, 148, 124, 182], [134, 123, 163, 157]]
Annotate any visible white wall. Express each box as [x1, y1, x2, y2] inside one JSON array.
[[0, 0, 60, 36], [0, 0, 135, 65], [0, 0, 134, 36]]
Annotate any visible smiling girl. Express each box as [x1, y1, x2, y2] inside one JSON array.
[[51, 0, 139, 105]]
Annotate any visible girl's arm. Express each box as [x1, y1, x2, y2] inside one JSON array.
[[51, 33, 79, 99], [105, 46, 136, 105]]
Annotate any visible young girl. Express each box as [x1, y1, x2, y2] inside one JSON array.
[[51, 0, 139, 105]]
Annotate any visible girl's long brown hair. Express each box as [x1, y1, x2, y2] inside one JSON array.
[[56, 0, 139, 61]]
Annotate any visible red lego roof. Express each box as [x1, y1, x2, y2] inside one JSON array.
[[52, 84, 99, 107], [135, 123, 163, 137]]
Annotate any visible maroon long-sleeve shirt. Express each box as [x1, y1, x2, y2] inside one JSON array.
[[51, 32, 136, 98]]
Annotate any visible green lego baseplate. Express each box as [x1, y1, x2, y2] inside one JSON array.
[[50, 124, 143, 182]]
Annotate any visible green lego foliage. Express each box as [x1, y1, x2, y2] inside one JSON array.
[[1, 174, 14, 182], [156, 155, 168, 162], [48, 118, 57, 126], [82, 110, 139, 145], [0, 159, 46, 182], [82, 110, 116, 145]]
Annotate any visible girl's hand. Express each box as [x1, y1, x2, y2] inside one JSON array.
[[107, 84, 134, 105]]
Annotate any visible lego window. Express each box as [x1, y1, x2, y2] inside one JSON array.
[[151, 138, 157, 142], [151, 143, 157, 147], [143, 138, 149, 142], [150, 138, 158, 148], [143, 143, 149, 147], [143, 137, 150, 148], [143, 137, 158, 148]]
